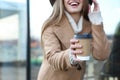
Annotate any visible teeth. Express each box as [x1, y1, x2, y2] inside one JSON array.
[[71, 2, 78, 6]]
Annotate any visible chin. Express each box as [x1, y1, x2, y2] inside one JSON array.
[[68, 10, 81, 14]]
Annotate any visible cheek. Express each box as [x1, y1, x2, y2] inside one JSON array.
[[80, 0, 83, 2], [63, 0, 68, 5], [64, 1, 69, 10], [64, 5, 71, 13]]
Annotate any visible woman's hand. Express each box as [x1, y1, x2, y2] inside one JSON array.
[[89, 0, 100, 12], [88, 0, 103, 25], [69, 38, 83, 65], [93, 0, 100, 11]]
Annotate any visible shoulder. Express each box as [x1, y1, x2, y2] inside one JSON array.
[[42, 24, 59, 35]]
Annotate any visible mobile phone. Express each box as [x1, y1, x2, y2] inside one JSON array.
[[88, 0, 93, 5]]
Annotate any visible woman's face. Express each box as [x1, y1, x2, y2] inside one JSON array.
[[64, 0, 83, 14]]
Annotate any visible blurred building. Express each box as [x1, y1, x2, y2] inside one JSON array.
[[0, 0, 27, 80], [0, 40, 17, 63]]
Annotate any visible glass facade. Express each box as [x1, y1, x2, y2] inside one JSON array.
[[0, 0, 27, 80]]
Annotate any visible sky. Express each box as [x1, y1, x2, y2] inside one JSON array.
[[30, 0, 53, 39], [0, 0, 120, 40], [98, 0, 120, 35], [0, 15, 19, 40]]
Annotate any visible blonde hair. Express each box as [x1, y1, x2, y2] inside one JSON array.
[[40, 0, 64, 47], [41, 0, 64, 34], [41, 0, 89, 39]]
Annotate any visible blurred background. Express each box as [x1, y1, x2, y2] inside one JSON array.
[[0, 0, 120, 80]]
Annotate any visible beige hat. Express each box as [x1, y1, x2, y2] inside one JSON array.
[[49, 0, 56, 6]]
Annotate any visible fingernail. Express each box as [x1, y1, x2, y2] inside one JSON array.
[[80, 51, 82, 53], [79, 45, 83, 48]]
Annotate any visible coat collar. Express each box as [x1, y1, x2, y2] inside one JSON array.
[[53, 15, 91, 48]]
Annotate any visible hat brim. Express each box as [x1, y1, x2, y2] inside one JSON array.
[[49, 0, 56, 6], [88, 0, 92, 5], [49, 0, 92, 6]]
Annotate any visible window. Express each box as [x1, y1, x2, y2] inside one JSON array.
[[1, 0, 118, 80], [0, 0, 27, 80]]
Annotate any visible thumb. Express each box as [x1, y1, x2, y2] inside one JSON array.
[[88, 4, 91, 13], [93, 0, 100, 11]]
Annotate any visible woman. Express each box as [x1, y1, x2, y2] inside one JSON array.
[[37, 0, 110, 80]]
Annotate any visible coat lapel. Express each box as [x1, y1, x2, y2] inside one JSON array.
[[53, 15, 91, 48], [54, 15, 74, 48]]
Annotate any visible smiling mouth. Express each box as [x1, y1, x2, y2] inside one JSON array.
[[69, 2, 79, 6]]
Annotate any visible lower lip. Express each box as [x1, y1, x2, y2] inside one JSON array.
[[71, 5, 78, 8]]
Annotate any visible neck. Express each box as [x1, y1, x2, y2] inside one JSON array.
[[70, 13, 81, 24]]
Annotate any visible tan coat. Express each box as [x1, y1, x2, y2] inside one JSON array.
[[37, 15, 110, 80]]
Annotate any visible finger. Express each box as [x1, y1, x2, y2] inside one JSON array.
[[92, 0, 98, 4], [74, 58, 83, 62], [88, 4, 91, 13], [70, 45, 83, 50], [92, 0, 100, 11], [70, 39, 79, 44], [71, 50, 83, 55]]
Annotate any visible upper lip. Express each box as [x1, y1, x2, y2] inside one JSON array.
[[69, 2, 80, 6]]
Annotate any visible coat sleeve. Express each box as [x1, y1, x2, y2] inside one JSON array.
[[92, 24, 111, 60], [42, 27, 73, 70]]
